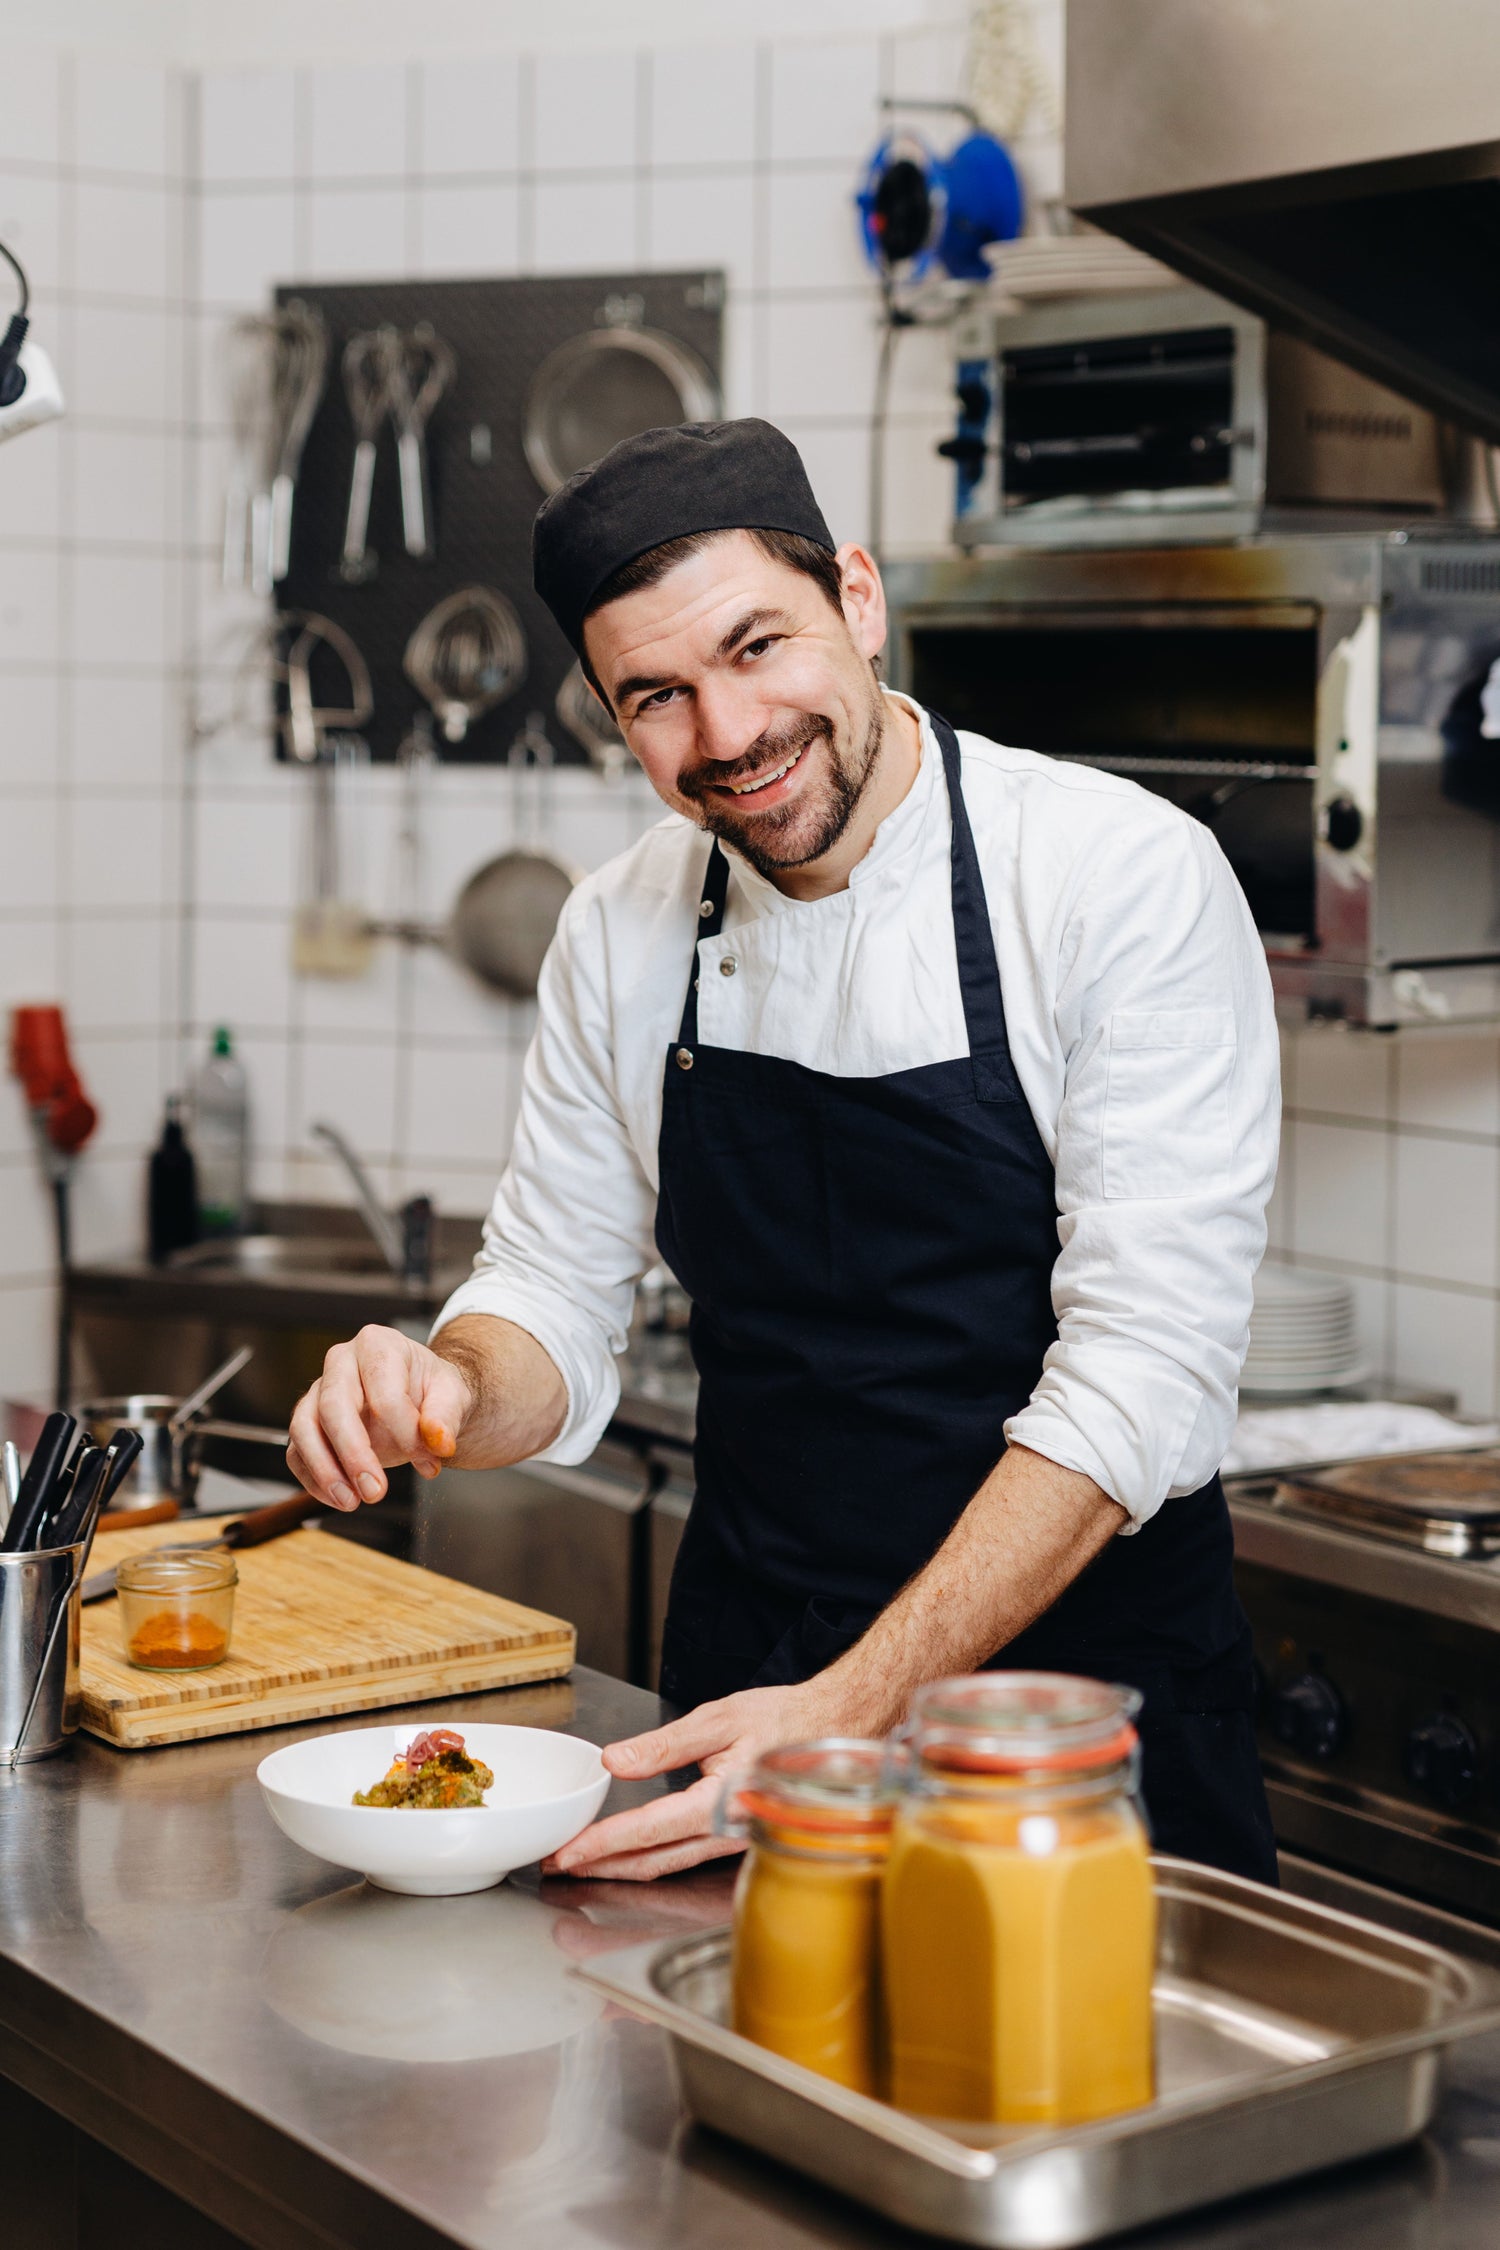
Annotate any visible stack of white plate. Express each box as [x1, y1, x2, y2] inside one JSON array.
[[982, 233, 1182, 301], [1242, 1264, 1368, 1397]]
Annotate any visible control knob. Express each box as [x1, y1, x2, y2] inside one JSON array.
[[1402, 1714, 1478, 1814], [1270, 1672, 1347, 1761], [1322, 795, 1364, 853]]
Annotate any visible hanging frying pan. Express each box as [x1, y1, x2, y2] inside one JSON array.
[[523, 324, 718, 495], [449, 714, 581, 999]]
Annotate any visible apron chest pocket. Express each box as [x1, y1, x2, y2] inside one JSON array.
[[1103, 1008, 1236, 1201]]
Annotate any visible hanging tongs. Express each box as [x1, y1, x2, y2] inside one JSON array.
[[384, 323, 455, 562], [339, 326, 398, 585]]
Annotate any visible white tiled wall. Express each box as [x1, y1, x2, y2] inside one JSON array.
[[18, 4, 1500, 1429], [1273, 1024, 1500, 1418], [0, 50, 190, 1395]]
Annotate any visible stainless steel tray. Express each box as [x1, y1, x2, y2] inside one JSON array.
[[579, 1857, 1500, 2248]]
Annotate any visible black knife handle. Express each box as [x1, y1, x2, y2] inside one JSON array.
[[99, 1426, 146, 1510], [222, 1495, 318, 1548], [44, 1445, 108, 1550], [1, 1412, 79, 1553]]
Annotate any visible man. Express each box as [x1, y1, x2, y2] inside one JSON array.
[[289, 419, 1281, 1885]]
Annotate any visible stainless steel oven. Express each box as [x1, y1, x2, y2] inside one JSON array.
[[950, 282, 1453, 551], [884, 534, 1500, 1026], [1229, 1458, 1500, 1925]]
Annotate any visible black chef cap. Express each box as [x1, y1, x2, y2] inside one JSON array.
[[532, 417, 835, 653]]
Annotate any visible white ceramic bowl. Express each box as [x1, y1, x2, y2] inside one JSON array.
[[257, 1722, 609, 1895]]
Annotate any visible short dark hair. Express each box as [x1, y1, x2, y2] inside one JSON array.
[[579, 528, 845, 705]]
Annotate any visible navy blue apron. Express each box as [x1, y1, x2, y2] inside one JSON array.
[[654, 711, 1277, 1883]]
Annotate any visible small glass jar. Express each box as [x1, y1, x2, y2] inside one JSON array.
[[883, 1673, 1155, 2127], [719, 1740, 896, 2095], [117, 1549, 237, 1671]]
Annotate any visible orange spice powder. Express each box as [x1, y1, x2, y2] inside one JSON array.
[[127, 1610, 229, 1669]]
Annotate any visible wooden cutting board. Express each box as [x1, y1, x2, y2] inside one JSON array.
[[79, 1519, 575, 1749]]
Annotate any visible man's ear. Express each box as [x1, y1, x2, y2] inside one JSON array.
[[834, 542, 887, 665]]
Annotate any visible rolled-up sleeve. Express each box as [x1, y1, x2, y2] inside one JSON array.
[[429, 884, 659, 1464], [1005, 808, 1280, 1526]]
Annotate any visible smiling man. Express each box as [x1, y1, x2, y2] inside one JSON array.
[[288, 419, 1282, 1885]]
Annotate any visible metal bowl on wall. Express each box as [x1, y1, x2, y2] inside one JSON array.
[[523, 325, 718, 495]]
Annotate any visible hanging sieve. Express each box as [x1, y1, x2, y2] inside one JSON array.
[[523, 321, 718, 495]]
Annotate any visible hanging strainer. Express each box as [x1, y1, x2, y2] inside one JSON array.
[[523, 322, 718, 494], [404, 585, 528, 745]]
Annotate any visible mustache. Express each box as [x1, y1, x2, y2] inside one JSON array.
[[676, 713, 832, 803]]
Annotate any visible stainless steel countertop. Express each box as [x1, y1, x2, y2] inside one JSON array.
[[6, 1675, 1500, 2249]]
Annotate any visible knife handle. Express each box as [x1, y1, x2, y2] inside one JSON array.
[[42, 1443, 107, 1549], [95, 1498, 179, 1536], [222, 1494, 319, 1548], [1, 1412, 79, 1552], [100, 1425, 146, 1509]]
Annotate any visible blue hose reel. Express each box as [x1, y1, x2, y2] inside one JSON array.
[[856, 129, 1023, 284], [857, 129, 1023, 525]]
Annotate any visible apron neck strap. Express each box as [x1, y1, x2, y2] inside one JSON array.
[[677, 839, 731, 1045], [928, 709, 1017, 1103]]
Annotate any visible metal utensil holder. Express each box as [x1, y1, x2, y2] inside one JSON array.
[[0, 1540, 86, 1765]]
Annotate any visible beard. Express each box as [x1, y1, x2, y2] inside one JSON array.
[[676, 694, 887, 879]]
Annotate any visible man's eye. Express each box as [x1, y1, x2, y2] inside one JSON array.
[[640, 686, 681, 711], [742, 636, 778, 660]]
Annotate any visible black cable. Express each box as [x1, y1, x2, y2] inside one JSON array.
[[868, 277, 908, 567], [52, 1175, 72, 1411], [0, 237, 30, 317]]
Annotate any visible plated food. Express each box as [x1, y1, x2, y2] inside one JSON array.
[[257, 1722, 610, 1894], [353, 1727, 494, 1809]]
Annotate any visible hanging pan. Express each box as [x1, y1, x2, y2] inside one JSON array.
[[523, 322, 718, 494], [449, 715, 580, 999]]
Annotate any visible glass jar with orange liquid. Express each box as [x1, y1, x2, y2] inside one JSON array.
[[883, 1674, 1156, 2128], [720, 1740, 896, 2095]]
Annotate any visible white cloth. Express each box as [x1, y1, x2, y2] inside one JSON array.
[[433, 693, 1281, 1528]]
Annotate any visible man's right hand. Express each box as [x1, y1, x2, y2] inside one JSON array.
[[287, 1326, 474, 1512]]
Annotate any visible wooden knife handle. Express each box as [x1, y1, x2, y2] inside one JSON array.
[[223, 1494, 320, 1548], [95, 1498, 180, 1535]]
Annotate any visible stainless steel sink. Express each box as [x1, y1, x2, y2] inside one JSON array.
[[168, 1235, 396, 1278]]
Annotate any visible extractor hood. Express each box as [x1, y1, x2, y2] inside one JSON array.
[[1065, 0, 1500, 445]]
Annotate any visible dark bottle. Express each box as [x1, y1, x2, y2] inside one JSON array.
[[148, 1094, 199, 1264]]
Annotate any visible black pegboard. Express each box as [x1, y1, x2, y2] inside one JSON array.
[[272, 271, 723, 764]]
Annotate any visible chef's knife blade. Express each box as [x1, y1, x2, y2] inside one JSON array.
[[80, 1493, 319, 1603]]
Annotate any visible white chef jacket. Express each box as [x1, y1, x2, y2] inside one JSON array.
[[433, 692, 1280, 1529]]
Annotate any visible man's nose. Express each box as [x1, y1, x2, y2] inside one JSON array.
[[694, 673, 771, 764]]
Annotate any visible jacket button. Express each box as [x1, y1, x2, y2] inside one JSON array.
[[699, 899, 714, 919], [719, 956, 737, 977], [675, 1047, 694, 1070]]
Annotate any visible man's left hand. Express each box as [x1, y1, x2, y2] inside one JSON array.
[[541, 1678, 856, 1882]]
